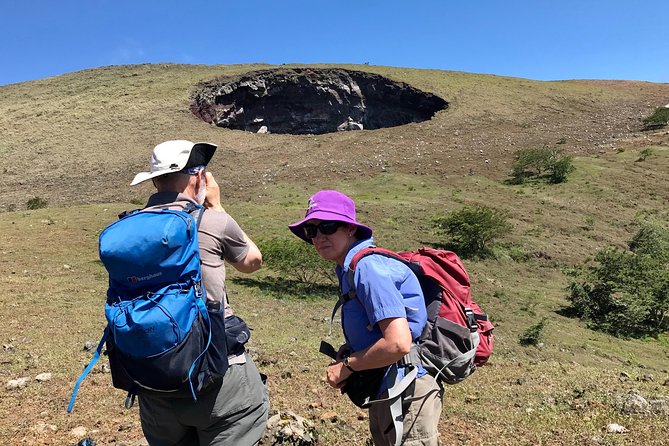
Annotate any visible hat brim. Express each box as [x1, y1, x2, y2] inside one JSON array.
[[130, 141, 217, 186], [185, 143, 217, 169], [288, 210, 373, 244], [130, 170, 170, 186]]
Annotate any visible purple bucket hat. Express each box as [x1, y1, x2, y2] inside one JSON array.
[[289, 190, 373, 243]]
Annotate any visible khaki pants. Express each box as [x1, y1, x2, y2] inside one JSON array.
[[369, 373, 443, 446], [139, 355, 269, 446]]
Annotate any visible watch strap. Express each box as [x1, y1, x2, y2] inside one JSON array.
[[343, 355, 355, 372]]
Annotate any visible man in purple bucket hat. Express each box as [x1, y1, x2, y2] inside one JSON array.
[[289, 190, 443, 445]]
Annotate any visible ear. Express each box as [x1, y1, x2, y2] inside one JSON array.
[[192, 172, 203, 189], [347, 224, 357, 237]]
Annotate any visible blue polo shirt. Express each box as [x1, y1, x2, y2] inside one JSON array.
[[336, 238, 427, 385]]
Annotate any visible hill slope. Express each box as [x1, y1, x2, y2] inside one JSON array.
[[0, 64, 668, 445], [0, 63, 667, 210]]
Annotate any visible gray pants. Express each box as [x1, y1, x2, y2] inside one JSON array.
[[139, 355, 269, 446], [369, 373, 444, 446]]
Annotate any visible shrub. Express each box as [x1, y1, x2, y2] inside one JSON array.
[[432, 205, 511, 257], [26, 196, 48, 210], [636, 148, 654, 162], [643, 107, 669, 130], [259, 237, 336, 288], [567, 223, 669, 337], [546, 154, 575, 184], [510, 146, 574, 184], [519, 318, 548, 346], [628, 223, 669, 261]]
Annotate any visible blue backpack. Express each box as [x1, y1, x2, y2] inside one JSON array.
[[68, 203, 229, 413]]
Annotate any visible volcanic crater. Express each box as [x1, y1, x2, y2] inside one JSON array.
[[190, 68, 448, 135]]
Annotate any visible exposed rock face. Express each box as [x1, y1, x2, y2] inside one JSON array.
[[190, 68, 448, 135]]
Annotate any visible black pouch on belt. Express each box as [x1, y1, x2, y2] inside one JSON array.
[[224, 315, 251, 356]]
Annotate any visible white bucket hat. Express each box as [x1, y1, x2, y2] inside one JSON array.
[[131, 140, 217, 186]]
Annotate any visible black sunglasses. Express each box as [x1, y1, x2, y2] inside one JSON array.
[[303, 221, 344, 238]]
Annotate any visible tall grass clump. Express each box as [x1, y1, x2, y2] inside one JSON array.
[[26, 196, 48, 210], [519, 318, 548, 346]]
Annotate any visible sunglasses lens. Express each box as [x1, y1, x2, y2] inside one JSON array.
[[303, 221, 342, 238], [319, 221, 340, 235], [303, 225, 318, 238]]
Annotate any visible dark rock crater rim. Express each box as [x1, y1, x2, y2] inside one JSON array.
[[190, 68, 449, 135]]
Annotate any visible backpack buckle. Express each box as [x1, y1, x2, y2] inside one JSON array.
[[194, 282, 203, 299], [464, 308, 478, 332]]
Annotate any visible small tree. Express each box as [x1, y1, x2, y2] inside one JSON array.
[[510, 146, 574, 184], [546, 154, 575, 184], [259, 237, 335, 288], [433, 205, 511, 257], [567, 223, 669, 337]]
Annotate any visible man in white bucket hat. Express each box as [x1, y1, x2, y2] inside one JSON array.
[[131, 140, 268, 445]]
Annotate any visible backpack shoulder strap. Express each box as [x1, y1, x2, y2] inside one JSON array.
[[182, 202, 206, 229], [327, 246, 377, 335], [328, 246, 413, 335], [348, 246, 421, 293]]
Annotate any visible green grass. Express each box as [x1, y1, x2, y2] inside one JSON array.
[[2, 145, 669, 444]]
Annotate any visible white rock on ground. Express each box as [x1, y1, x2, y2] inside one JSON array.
[[6, 377, 30, 390], [70, 426, 87, 437], [606, 423, 629, 433], [35, 373, 52, 382]]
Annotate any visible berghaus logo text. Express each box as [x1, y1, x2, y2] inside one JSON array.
[[127, 272, 163, 283]]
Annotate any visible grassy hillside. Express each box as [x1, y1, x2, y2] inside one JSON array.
[[0, 63, 667, 210], [0, 64, 668, 445]]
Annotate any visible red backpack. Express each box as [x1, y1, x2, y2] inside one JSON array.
[[348, 246, 494, 384]]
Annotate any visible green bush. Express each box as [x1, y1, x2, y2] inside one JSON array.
[[510, 146, 574, 184], [26, 196, 48, 210], [628, 223, 669, 261], [567, 223, 669, 338], [636, 148, 654, 162], [643, 107, 669, 130], [519, 318, 548, 346], [433, 205, 511, 257], [259, 237, 336, 288]]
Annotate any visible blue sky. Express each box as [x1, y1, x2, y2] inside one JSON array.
[[2, 0, 668, 86]]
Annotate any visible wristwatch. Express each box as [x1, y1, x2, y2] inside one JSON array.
[[343, 354, 355, 372]]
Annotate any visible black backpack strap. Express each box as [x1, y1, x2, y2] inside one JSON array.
[[328, 292, 355, 336], [117, 209, 140, 220], [328, 247, 378, 336]]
